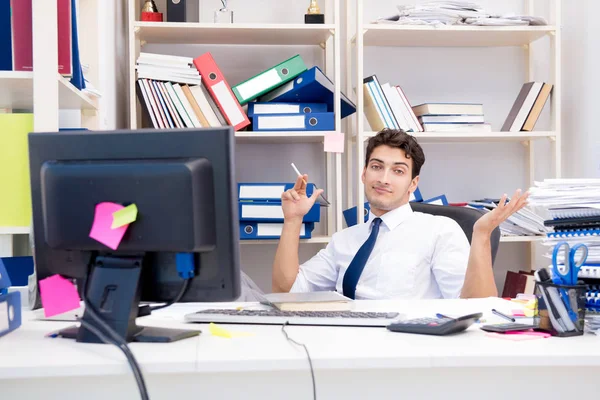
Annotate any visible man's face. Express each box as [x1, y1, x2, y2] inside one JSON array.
[[362, 145, 419, 216]]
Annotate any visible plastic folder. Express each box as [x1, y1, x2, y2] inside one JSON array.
[[239, 201, 320, 223], [240, 222, 314, 240], [247, 102, 327, 118], [252, 112, 334, 131], [0, 259, 22, 338], [258, 66, 356, 119], [232, 54, 307, 105]]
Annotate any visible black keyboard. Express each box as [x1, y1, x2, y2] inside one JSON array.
[[184, 308, 402, 327]]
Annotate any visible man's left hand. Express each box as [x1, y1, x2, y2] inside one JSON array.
[[473, 189, 530, 236]]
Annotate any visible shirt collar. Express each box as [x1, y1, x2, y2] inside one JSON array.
[[367, 202, 413, 231]]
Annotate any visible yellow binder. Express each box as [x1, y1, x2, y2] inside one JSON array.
[[0, 114, 34, 227]]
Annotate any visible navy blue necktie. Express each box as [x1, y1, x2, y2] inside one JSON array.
[[342, 218, 382, 299]]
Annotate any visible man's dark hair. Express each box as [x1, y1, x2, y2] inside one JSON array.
[[364, 129, 425, 179]]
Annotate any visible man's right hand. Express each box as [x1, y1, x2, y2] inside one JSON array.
[[281, 174, 324, 221]]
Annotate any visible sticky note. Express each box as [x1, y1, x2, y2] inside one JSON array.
[[111, 203, 138, 229], [324, 132, 344, 153], [89, 202, 128, 250], [512, 309, 526, 317], [484, 332, 548, 341], [39, 275, 81, 318], [208, 322, 253, 338]]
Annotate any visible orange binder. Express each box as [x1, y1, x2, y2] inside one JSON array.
[[192, 52, 250, 131]]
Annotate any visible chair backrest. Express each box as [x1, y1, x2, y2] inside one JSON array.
[[410, 202, 501, 265]]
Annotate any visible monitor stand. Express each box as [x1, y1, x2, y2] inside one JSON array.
[[58, 255, 200, 343]]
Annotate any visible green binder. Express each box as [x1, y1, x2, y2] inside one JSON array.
[[232, 55, 307, 105]]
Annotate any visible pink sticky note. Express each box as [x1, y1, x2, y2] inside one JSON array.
[[89, 202, 128, 250], [512, 309, 526, 317], [39, 275, 81, 318], [324, 132, 345, 153]]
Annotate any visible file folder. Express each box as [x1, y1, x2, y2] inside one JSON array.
[[232, 55, 307, 105], [0, 0, 12, 70], [239, 201, 320, 223], [259, 66, 356, 118], [0, 259, 22, 338], [193, 52, 250, 131], [247, 103, 327, 118], [240, 222, 314, 240], [252, 112, 334, 131], [239, 183, 317, 202]]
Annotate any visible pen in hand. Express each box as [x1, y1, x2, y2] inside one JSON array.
[[492, 309, 516, 322], [290, 163, 330, 205]]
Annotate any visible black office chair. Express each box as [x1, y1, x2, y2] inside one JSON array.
[[410, 202, 501, 265]]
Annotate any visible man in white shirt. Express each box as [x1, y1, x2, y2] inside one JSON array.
[[272, 129, 528, 299]]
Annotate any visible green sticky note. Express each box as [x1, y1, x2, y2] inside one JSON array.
[[111, 204, 138, 229]]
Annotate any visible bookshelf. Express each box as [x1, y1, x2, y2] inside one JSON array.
[[0, 0, 100, 257], [127, 0, 344, 244], [349, 1, 561, 262]]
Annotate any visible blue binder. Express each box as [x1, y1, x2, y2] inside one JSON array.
[[423, 195, 448, 205], [0, 259, 22, 338], [252, 112, 334, 131], [240, 222, 314, 240], [238, 182, 316, 202], [239, 201, 320, 223], [247, 102, 327, 118], [69, 0, 86, 90], [0, 0, 12, 71], [258, 67, 356, 119]]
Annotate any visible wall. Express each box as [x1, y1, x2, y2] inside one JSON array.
[[98, 0, 592, 294]]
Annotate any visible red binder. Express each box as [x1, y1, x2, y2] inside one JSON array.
[[193, 53, 250, 131], [10, 0, 71, 74]]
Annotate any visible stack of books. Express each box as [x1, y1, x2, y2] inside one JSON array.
[[238, 183, 320, 240], [412, 103, 491, 133], [363, 75, 422, 133], [501, 82, 553, 132]]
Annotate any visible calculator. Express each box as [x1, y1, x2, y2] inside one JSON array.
[[386, 313, 483, 336], [479, 323, 538, 333]]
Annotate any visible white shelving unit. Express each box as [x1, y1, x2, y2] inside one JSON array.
[[0, 0, 100, 256], [349, 0, 561, 254], [127, 0, 343, 245]]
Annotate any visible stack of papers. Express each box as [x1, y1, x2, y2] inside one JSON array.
[[529, 179, 600, 264], [374, 1, 547, 26], [467, 200, 546, 236]]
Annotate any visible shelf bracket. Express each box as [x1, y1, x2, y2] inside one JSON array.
[[548, 31, 556, 36], [520, 140, 531, 147], [548, 136, 556, 142], [133, 26, 140, 34], [329, 29, 335, 36], [140, 40, 147, 47], [522, 44, 529, 51], [319, 41, 326, 49], [362, 28, 369, 35]]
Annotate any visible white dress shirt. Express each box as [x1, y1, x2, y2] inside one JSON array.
[[290, 203, 470, 299]]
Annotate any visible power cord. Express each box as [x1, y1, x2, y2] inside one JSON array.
[[148, 279, 190, 312], [79, 295, 150, 400], [281, 322, 316, 400]]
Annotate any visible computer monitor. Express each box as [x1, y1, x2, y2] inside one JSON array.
[[28, 128, 241, 343]]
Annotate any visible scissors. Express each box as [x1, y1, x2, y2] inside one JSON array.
[[551, 241, 588, 285]]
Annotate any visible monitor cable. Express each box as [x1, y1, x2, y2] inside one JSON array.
[[281, 322, 316, 400]]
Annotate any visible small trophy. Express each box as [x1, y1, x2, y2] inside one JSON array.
[[214, 0, 234, 23], [305, 0, 324, 24], [141, 0, 163, 22]]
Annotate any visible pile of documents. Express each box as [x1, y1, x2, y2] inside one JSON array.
[[528, 178, 600, 267], [467, 198, 546, 236], [375, 1, 547, 26]]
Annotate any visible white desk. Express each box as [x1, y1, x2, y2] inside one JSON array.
[[1, 298, 599, 400]]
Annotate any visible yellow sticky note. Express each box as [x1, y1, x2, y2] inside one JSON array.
[[209, 323, 253, 339], [111, 204, 138, 229], [0, 114, 34, 228]]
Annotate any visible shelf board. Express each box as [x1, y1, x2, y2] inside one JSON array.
[[359, 25, 556, 47], [361, 131, 556, 143], [240, 235, 331, 245], [235, 131, 330, 144], [0, 226, 30, 235], [500, 235, 545, 243], [0, 71, 97, 110], [134, 22, 335, 45]]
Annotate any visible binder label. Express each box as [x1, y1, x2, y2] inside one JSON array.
[[242, 205, 284, 220], [258, 115, 305, 130], [236, 69, 281, 100], [256, 223, 306, 237], [240, 185, 285, 199], [213, 81, 245, 126]]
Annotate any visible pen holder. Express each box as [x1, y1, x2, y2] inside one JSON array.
[[534, 281, 587, 337]]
